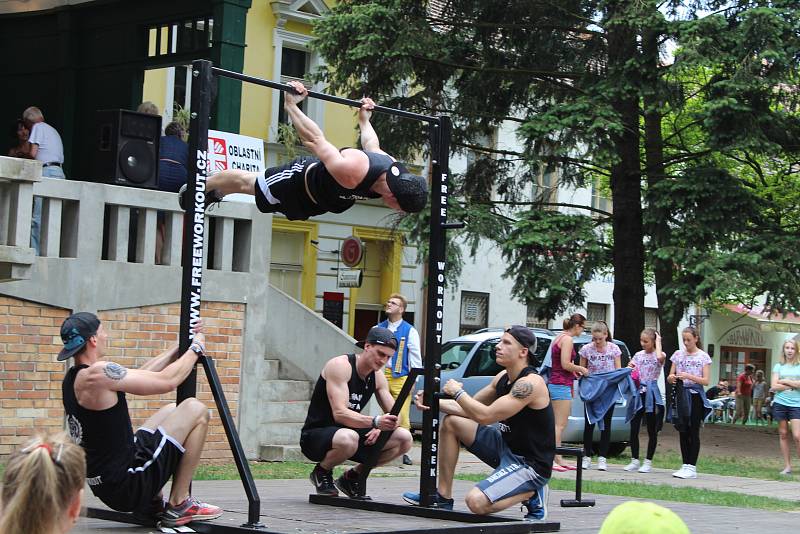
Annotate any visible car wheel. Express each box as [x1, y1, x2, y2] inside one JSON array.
[[605, 442, 628, 458]]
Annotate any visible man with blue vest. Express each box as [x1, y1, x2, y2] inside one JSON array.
[[378, 293, 422, 465]]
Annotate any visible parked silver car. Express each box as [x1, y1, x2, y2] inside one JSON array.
[[410, 329, 632, 457]]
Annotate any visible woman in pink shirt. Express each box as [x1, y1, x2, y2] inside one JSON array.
[[549, 313, 588, 471]]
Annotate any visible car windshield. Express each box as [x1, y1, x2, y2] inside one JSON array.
[[441, 341, 475, 370]]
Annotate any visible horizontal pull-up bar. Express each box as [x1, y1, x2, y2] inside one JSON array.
[[210, 66, 439, 124]]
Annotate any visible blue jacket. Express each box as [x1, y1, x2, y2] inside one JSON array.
[[667, 381, 712, 431], [641, 379, 665, 413], [378, 319, 412, 378], [578, 368, 641, 430]]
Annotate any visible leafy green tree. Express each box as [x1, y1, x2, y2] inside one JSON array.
[[312, 1, 800, 354]]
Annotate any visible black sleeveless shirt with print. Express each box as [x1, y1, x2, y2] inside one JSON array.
[[495, 366, 555, 478], [62, 364, 135, 486], [306, 150, 393, 213], [302, 353, 376, 430]]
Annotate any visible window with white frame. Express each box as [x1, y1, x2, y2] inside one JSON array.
[[269, 29, 324, 143], [532, 166, 558, 205], [591, 178, 612, 215]]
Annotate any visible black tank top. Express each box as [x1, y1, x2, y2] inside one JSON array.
[[62, 365, 135, 485], [306, 150, 392, 213], [495, 366, 555, 478], [302, 354, 376, 430]]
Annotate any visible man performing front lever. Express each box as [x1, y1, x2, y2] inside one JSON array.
[[180, 81, 428, 219], [403, 326, 555, 521]]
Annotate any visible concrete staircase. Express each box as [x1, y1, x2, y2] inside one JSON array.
[[257, 357, 313, 461]]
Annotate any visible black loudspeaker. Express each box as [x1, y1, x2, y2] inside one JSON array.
[[92, 109, 161, 188]]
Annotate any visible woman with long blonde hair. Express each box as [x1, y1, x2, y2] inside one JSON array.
[[0, 432, 86, 534], [771, 338, 800, 475]]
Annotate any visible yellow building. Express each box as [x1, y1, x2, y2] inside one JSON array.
[[141, 0, 420, 340]]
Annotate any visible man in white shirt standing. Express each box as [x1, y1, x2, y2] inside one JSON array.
[[377, 293, 422, 465], [23, 106, 65, 255]]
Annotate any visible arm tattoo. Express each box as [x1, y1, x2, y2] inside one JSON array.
[[511, 380, 534, 399], [104, 362, 128, 381]]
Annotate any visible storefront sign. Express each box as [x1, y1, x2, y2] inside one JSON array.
[[337, 269, 363, 288], [719, 325, 766, 347], [322, 292, 344, 328]]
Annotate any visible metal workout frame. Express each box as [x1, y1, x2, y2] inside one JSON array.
[[88, 59, 559, 532]]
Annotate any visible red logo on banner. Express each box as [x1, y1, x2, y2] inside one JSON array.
[[341, 236, 364, 267], [208, 137, 228, 172]]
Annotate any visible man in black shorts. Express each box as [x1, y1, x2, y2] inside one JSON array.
[[59, 312, 222, 527], [302, 326, 413, 498], [179, 80, 428, 220], [403, 326, 555, 521]]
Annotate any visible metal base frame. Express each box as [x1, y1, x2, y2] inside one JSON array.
[[554, 446, 595, 507], [85, 507, 267, 533], [308, 496, 559, 532]]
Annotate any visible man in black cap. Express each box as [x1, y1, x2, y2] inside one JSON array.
[[403, 326, 555, 522], [58, 312, 222, 527], [179, 81, 428, 220], [301, 326, 413, 498]]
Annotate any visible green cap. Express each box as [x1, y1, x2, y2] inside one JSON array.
[[598, 501, 690, 534]]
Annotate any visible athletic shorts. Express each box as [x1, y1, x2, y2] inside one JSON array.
[[89, 426, 184, 512], [300, 426, 376, 464], [253, 157, 326, 220], [772, 402, 800, 421], [548, 383, 573, 401], [467, 425, 549, 503]]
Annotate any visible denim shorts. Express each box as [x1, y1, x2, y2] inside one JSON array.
[[547, 383, 573, 401], [467, 425, 548, 503], [772, 402, 800, 421]]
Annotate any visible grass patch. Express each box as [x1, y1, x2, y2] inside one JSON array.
[[193, 462, 798, 511], [454, 474, 799, 512], [608, 451, 794, 482]]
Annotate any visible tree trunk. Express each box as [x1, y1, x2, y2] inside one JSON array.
[[607, 4, 645, 352]]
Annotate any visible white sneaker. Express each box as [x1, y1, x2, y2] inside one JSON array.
[[624, 458, 640, 472], [582, 456, 592, 470], [672, 464, 686, 477], [638, 459, 652, 473], [672, 464, 697, 478], [597, 456, 607, 471]]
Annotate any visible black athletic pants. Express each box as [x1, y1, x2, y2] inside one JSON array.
[[583, 406, 614, 457], [629, 392, 662, 460], [679, 393, 704, 465]]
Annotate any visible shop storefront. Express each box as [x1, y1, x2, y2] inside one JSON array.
[[702, 305, 800, 385]]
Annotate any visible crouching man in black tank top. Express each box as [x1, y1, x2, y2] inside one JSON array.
[[403, 326, 555, 522], [301, 326, 413, 499], [58, 312, 222, 528], [179, 81, 428, 220]]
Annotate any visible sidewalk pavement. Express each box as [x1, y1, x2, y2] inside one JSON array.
[[373, 444, 800, 502]]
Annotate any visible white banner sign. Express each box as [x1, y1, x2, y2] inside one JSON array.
[[207, 130, 266, 204]]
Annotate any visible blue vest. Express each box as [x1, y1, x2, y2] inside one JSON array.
[[379, 319, 412, 378]]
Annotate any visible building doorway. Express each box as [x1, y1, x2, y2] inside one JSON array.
[[719, 346, 767, 383]]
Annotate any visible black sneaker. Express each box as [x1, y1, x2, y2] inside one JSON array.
[[335, 469, 371, 500], [402, 454, 413, 465], [178, 184, 223, 211], [310, 464, 338, 496]]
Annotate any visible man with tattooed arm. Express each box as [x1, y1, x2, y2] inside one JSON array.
[[58, 312, 222, 527], [402, 326, 555, 521]]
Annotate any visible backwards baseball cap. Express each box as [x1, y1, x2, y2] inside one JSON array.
[[506, 325, 537, 352], [599, 501, 689, 534], [386, 162, 428, 213], [356, 326, 398, 350], [58, 312, 101, 361]]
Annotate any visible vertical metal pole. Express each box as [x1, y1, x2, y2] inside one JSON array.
[[177, 59, 264, 528], [419, 116, 451, 506], [178, 59, 212, 401]]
